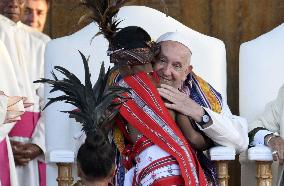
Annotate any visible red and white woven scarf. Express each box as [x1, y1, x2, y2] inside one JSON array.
[[118, 72, 208, 186]]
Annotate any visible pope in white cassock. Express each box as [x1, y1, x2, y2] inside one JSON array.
[[0, 0, 50, 185]]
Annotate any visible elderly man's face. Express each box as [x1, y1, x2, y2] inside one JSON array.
[[154, 41, 192, 89], [22, 0, 48, 32], [0, 0, 25, 22]]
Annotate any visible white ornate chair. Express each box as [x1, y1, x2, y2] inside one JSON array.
[[44, 6, 234, 186], [44, 21, 111, 186], [239, 23, 284, 186]]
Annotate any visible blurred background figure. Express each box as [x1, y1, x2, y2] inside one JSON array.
[[0, 0, 25, 23], [22, 0, 49, 32]]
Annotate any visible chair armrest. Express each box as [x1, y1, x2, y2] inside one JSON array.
[[209, 146, 236, 186], [46, 150, 75, 163], [247, 145, 273, 186], [248, 145, 273, 161], [46, 150, 75, 185], [209, 146, 236, 161]]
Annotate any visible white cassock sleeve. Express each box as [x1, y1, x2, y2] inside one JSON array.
[[31, 83, 46, 160], [29, 37, 47, 161], [198, 100, 249, 153], [249, 84, 284, 140]]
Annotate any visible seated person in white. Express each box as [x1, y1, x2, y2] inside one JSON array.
[[156, 32, 248, 153], [240, 23, 284, 186], [249, 84, 284, 185]]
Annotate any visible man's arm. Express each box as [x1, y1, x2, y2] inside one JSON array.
[[12, 84, 45, 166], [176, 113, 213, 151], [158, 84, 249, 153], [12, 39, 46, 165], [249, 85, 284, 136], [29, 71, 46, 162], [201, 103, 248, 153], [249, 84, 284, 163]]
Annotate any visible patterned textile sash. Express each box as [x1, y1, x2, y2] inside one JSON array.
[[183, 72, 222, 185], [122, 136, 154, 170], [0, 138, 11, 186], [134, 154, 182, 186], [152, 176, 184, 186], [118, 72, 208, 186], [184, 73, 222, 113], [123, 136, 183, 185], [9, 111, 40, 138], [109, 41, 159, 66]]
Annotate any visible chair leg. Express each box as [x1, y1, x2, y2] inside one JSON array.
[[256, 161, 272, 186], [215, 160, 230, 186], [56, 163, 74, 186]]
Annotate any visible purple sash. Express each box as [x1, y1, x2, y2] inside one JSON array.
[[9, 111, 46, 186], [0, 138, 11, 186], [9, 112, 40, 138]]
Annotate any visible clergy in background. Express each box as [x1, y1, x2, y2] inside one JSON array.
[[0, 0, 50, 185], [0, 40, 28, 186]]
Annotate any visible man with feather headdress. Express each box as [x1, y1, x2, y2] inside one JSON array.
[[36, 53, 129, 186]]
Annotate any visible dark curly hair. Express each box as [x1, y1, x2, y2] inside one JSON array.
[[110, 26, 152, 50]]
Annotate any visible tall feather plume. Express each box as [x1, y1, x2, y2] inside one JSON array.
[[34, 50, 130, 135], [80, 0, 169, 44], [80, 0, 130, 42]]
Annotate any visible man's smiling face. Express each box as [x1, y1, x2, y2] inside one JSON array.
[[154, 41, 192, 89], [22, 0, 48, 32]]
